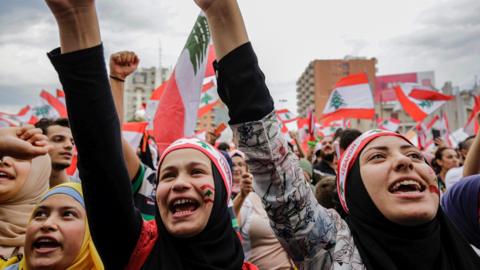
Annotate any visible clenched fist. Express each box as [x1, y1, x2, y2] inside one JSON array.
[[109, 51, 140, 81]]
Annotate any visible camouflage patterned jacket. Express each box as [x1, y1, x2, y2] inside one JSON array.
[[232, 112, 365, 270]]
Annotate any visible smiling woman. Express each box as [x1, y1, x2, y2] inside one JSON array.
[[0, 182, 104, 270], [0, 154, 50, 258]]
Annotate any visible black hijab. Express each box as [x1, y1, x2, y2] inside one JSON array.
[[142, 165, 244, 269], [345, 146, 480, 270]]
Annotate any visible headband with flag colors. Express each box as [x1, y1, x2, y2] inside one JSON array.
[[158, 138, 233, 201], [153, 12, 212, 153], [394, 83, 453, 122], [337, 129, 412, 213], [321, 73, 375, 124]]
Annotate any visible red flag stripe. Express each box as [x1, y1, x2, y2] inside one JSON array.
[[334, 73, 369, 88], [40, 90, 68, 118], [409, 89, 453, 101], [394, 86, 427, 122], [321, 108, 375, 125]]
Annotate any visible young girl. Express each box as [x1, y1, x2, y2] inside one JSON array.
[[44, 0, 252, 269], [1, 182, 104, 269]]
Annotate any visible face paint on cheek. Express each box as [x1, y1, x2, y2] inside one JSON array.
[[429, 184, 440, 197], [200, 184, 215, 204]]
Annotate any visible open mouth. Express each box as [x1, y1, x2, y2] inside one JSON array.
[[33, 237, 61, 253], [169, 198, 200, 218], [0, 171, 14, 180], [389, 179, 426, 194]]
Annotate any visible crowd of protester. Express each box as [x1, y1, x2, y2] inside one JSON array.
[[0, 0, 479, 269]]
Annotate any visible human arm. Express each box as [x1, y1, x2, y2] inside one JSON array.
[[45, 1, 142, 269], [0, 126, 50, 160], [232, 173, 253, 221], [463, 112, 480, 177], [198, 0, 337, 264], [109, 51, 142, 180], [290, 130, 306, 158]]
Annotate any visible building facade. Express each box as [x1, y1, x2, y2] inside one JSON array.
[[124, 67, 171, 121]]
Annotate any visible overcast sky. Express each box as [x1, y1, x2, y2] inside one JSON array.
[[1, 0, 479, 114]]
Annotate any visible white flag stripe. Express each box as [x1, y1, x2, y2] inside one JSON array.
[[323, 84, 373, 114]]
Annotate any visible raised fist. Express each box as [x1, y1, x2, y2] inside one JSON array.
[[0, 126, 51, 160], [109, 51, 140, 81], [239, 173, 253, 198], [193, 0, 219, 12]]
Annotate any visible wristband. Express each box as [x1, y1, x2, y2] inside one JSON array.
[[109, 75, 125, 82]]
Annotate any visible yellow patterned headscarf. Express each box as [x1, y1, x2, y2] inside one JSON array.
[[1, 182, 104, 270]]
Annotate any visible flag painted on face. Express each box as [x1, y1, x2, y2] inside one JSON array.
[[276, 109, 298, 123], [200, 184, 215, 204], [377, 117, 401, 132], [153, 12, 211, 153], [321, 73, 375, 123], [197, 80, 220, 117], [394, 83, 453, 122]]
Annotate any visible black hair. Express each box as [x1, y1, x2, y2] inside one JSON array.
[[217, 142, 230, 152], [34, 118, 70, 135], [339, 128, 362, 150]]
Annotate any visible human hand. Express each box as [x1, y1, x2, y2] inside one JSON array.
[[0, 126, 51, 160], [206, 126, 221, 146], [289, 130, 298, 140], [109, 51, 140, 81], [193, 0, 220, 12], [239, 173, 253, 198], [434, 137, 446, 148]]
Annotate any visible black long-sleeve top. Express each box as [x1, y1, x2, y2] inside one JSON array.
[[47, 42, 273, 269]]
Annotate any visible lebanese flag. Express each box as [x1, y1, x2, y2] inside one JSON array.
[[276, 109, 298, 123], [0, 105, 37, 126], [464, 96, 480, 135], [321, 73, 374, 123], [394, 84, 453, 122], [153, 13, 211, 153], [197, 80, 220, 117], [33, 90, 68, 119], [122, 122, 149, 149], [377, 117, 400, 132], [145, 81, 168, 130], [56, 89, 66, 106]]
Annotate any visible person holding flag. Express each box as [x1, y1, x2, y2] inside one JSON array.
[[43, 0, 256, 269]]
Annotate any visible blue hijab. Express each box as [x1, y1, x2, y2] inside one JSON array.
[[441, 175, 480, 249]]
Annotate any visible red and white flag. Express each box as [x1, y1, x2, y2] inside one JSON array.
[[377, 117, 400, 132], [33, 90, 68, 119], [394, 83, 453, 122], [146, 80, 168, 130], [0, 105, 37, 127], [321, 73, 374, 123], [122, 122, 149, 149], [56, 89, 66, 106], [197, 80, 220, 117], [464, 96, 480, 135], [153, 13, 211, 153], [276, 109, 298, 123]]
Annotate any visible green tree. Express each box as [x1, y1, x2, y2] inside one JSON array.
[[185, 15, 211, 75], [329, 91, 346, 110], [418, 100, 433, 109]]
